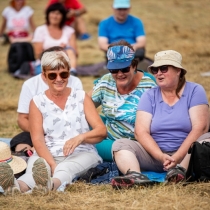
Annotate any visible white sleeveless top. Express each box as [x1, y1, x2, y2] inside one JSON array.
[[33, 88, 98, 157]]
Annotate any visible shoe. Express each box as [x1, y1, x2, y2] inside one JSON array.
[[78, 33, 91, 41], [165, 165, 186, 183], [32, 158, 52, 195], [70, 68, 78, 76], [0, 162, 20, 196], [111, 170, 153, 189]]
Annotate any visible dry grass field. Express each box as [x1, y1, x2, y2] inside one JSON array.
[[0, 0, 210, 209]]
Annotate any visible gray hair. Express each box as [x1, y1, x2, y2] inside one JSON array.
[[41, 51, 71, 72]]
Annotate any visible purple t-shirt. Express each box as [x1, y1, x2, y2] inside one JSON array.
[[137, 82, 208, 152]]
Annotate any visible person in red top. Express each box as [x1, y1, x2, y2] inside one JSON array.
[[47, 0, 91, 40]]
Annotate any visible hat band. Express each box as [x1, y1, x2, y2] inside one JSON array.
[[0, 156, 13, 164]]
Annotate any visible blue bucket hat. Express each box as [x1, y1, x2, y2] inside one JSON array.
[[107, 45, 135, 69]]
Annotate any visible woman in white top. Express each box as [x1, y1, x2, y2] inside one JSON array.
[[0, 47, 107, 196], [33, 3, 78, 75], [0, 0, 35, 43]]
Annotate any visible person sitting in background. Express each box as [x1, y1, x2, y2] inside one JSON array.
[[10, 46, 83, 160], [0, 48, 106, 196], [98, 0, 146, 65], [89, 40, 156, 162], [47, 0, 91, 40], [111, 50, 209, 188], [0, 0, 35, 44], [32, 3, 78, 76]]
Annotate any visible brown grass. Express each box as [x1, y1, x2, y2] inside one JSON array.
[[0, 0, 210, 209]]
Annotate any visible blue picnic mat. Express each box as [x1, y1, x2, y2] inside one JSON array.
[[0, 138, 11, 145], [142, 171, 167, 183]]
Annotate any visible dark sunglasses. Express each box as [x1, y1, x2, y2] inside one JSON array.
[[46, 71, 69, 80], [108, 66, 130, 74], [150, 65, 169, 74]]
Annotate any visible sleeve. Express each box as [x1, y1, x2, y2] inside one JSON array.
[[25, 6, 34, 17], [134, 18, 145, 37], [73, 77, 83, 90], [2, 7, 9, 18], [32, 94, 40, 110], [98, 20, 108, 37], [71, 0, 84, 9], [189, 84, 209, 108], [91, 78, 103, 104], [32, 26, 44, 43], [17, 82, 34, 114], [65, 26, 75, 38], [137, 91, 153, 114]]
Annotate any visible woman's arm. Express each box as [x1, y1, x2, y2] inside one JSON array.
[[63, 93, 107, 155], [33, 42, 43, 60], [0, 17, 6, 36], [87, 89, 101, 108], [29, 99, 57, 173], [66, 7, 87, 19], [69, 32, 77, 56], [29, 15, 36, 32], [164, 104, 209, 169], [135, 111, 175, 164]]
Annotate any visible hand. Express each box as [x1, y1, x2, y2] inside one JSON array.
[[163, 152, 183, 170], [63, 134, 84, 156], [160, 153, 176, 170], [60, 43, 66, 48], [66, 9, 76, 18]]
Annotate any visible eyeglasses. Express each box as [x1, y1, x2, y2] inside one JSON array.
[[45, 71, 69, 80], [150, 65, 169, 74], [108, 66, 130, 74]]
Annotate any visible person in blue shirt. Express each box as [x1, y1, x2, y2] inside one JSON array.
[[98, 0, 146, 62]]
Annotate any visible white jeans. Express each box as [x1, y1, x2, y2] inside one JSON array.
[[18, 151, 102, 189]]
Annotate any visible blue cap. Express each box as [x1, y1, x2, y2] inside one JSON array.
[[107, 45, 135, 69], [113, 0, 130, 9]]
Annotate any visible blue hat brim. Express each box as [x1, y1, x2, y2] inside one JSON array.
[[107, 60, 132, 70]]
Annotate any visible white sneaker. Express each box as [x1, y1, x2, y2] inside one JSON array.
[[0, 162, 20, 196], [32, 158, 52, 195]]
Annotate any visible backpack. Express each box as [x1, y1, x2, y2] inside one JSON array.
[[186, 141, 210, 182], [7, 42, 35, 73]]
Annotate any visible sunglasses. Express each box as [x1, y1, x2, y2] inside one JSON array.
[[150, 65, 170, 74], [45, 71, 69, 80], [108, 66, 130, 74]]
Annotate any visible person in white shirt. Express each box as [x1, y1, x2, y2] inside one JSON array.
[[0, 0, 35, 43], [0, 47, 106, 196], [32, 2, 77, 75], [11, 46, 83, 154]]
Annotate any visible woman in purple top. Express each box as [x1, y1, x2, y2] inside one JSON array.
[[111, 50, 209, 188]]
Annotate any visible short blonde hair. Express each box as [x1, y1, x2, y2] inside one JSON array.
[[41, 51, 71, 72]]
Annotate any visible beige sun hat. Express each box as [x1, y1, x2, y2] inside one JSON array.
[[0, 142, 27, 174], [147, 50, 187, 75]]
